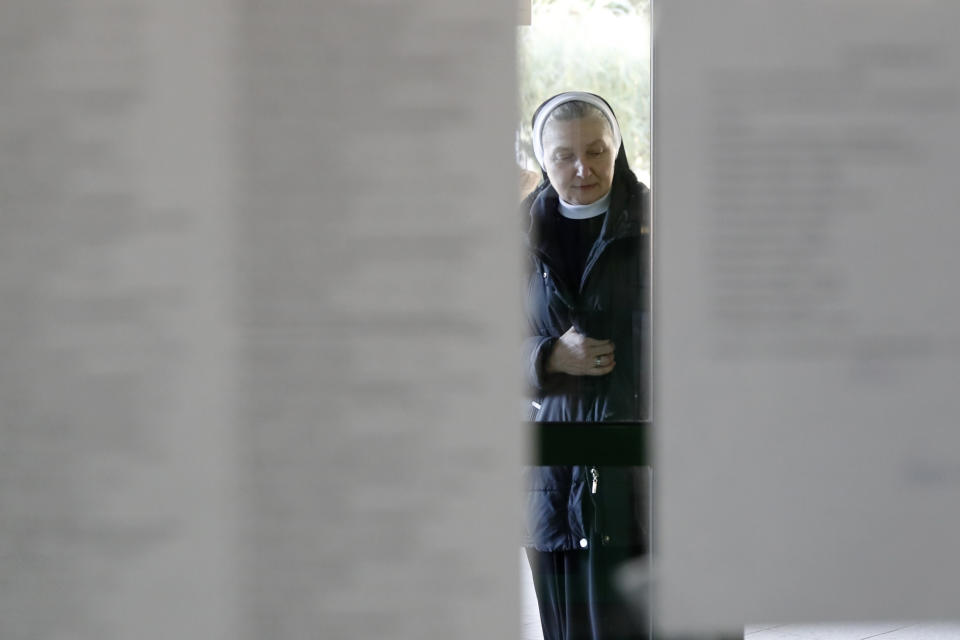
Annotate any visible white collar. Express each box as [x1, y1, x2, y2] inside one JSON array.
[[558, 191, 611, 220]]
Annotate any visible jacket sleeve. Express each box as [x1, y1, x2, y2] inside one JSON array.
[[523, 334, 558, 394], [521, 192, 561, 396]]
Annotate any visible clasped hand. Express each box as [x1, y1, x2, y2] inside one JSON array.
[[545, 326, 615, 376]]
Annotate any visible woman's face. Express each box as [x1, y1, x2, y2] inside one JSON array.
[[541, 114, 616, 205]]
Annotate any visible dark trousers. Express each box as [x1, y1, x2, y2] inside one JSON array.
[[525, 543, 648, 640]]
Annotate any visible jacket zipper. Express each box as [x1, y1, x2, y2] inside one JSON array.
[[588, 466, 602, 546]]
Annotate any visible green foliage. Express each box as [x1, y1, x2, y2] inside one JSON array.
[[518, 0, 650, 183]]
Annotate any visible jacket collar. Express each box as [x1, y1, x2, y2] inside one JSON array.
[[526, 177, 641, 257]]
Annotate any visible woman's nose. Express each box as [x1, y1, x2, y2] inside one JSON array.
[[574, 159, 591, 177]]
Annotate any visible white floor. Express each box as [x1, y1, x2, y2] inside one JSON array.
[[522, 552, 960, 640], [744, 623, 960, 639]]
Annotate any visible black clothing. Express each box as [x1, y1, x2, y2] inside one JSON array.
[[554, 213, 604, 297], [522, 170, 651, 639], [521, 92, 650, 640], [521, 168, 650, 553], [526, 542, 647, 640], [522, 174, 649, 423]]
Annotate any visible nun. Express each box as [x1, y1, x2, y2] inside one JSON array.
[[522, 91, 651, 640]]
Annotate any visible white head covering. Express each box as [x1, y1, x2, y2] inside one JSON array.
[[531, 91, 622, 170]]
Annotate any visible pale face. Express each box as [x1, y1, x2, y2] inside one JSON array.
[[541, 115, 616, 205]]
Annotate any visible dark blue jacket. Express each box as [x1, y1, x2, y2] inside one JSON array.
[[521, 160, 650, 552]]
